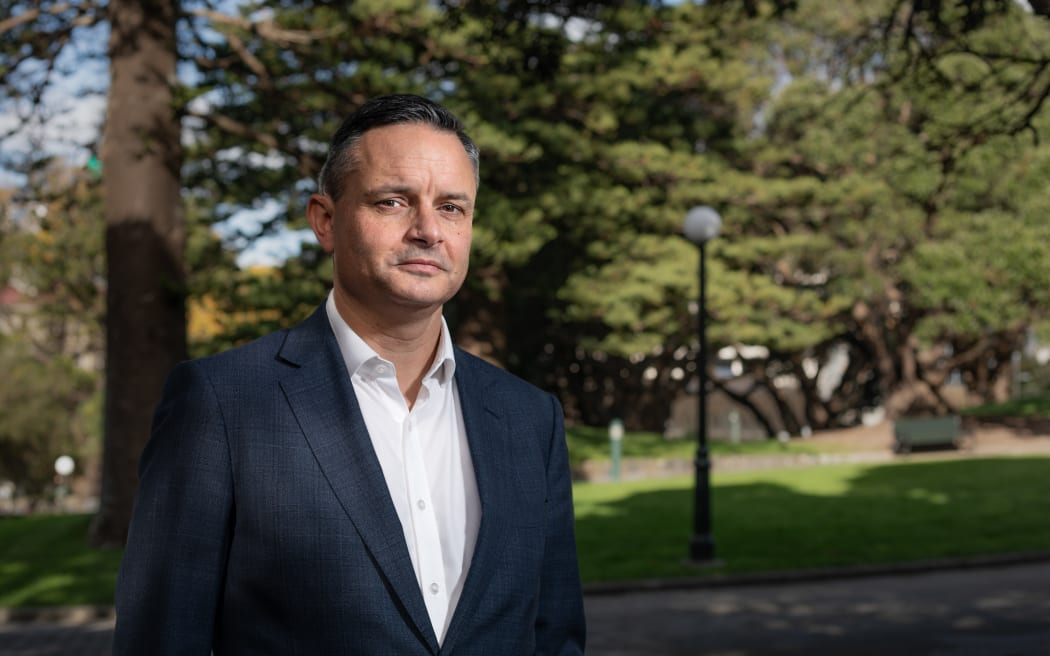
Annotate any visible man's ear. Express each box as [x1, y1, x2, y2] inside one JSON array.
[[306, 194, 337, 254]]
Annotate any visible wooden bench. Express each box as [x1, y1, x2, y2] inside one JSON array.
[[893, 415, 963, 454]]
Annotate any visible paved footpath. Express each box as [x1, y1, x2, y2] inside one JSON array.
[[3, 559, 1049, 655], [586, 559, 1050, 656], [0, 619, 113, 655]]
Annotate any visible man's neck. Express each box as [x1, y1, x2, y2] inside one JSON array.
[[333, 290, 444, 408]]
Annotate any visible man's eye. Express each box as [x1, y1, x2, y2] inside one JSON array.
[[439, 204, 463, 213], [377, 199, 401, 208]]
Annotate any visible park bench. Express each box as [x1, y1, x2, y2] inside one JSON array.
[[892, 415, 964, 454]]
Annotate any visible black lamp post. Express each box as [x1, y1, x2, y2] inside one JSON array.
[[683, 205, 721, 563]]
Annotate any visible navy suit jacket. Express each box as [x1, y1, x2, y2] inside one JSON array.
[[113, 305, 586, 654]]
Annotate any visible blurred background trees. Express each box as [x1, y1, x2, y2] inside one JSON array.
[[1, 0, 1048, 537], [0, 165, 103, 503]]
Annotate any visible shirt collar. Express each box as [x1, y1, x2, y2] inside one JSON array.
[[325, 290, 456, 386]]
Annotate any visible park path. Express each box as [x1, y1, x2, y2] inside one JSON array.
[[2, 559, 1049, 655], [584, 559, 1050, 656], [577, 421, 1050, 481]]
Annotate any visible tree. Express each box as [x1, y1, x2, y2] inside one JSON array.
[[695, 0, 1050, 433], [169, 0, 765, 432], [0, 340, 96, 502], [81, 0, 186, 546], [0, 164, 104, 502]]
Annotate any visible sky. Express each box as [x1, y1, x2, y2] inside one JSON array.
[[0, 21, 108, 186]]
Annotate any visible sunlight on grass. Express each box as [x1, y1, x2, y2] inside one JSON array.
[[905, 488, 951, 504], [9, 574, 77, 606], [715, 465, 859, 496], [0, 562, 26, 576]]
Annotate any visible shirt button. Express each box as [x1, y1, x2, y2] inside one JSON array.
[[417, 499, 426, 510], [375, 364, 388, 375], [430, 582, 439, 594]]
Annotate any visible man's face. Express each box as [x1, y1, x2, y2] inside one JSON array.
[[309, 123, 476, 320]]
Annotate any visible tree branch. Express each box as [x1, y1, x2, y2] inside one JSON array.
[[186, 108, 323, 180], [0, 2, 101, 35], [189, 109, 279, 150], [189, 8, 345, 46], [225, 31, 273, 90]]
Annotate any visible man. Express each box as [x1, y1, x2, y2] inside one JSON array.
[[114, 94, 586, 654]]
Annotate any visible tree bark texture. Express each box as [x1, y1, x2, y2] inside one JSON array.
[[91, 0, 185, 547]]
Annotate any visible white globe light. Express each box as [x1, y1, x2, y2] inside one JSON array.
[[54, 455, 75, 477], [683, 205, 722, 244]]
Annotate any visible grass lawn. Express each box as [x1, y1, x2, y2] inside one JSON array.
[[0, 513, 123, 607], [565, 425, 836, 467], [573, 455, 1050, 583], [4, 456, 1050, 606]]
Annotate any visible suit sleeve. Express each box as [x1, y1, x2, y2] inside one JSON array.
[[113, 360, 234, 655], [534, 394, 587, 655]]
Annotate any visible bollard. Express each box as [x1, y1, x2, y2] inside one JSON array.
[[728, 410, 741, 444], [609, 419, 624, 481]]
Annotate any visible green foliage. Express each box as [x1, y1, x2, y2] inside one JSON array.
[[559, 235, 699, 355], [701, 0, 1050, 427], [175, 0, 1050, 430], [6, 0, 1050, 434], [961, 395, 1050, 419], [189, 244, 331, 356], [0, 164, 103, 499], [0, 167, 106, 359], [0, 339, 96, 498]]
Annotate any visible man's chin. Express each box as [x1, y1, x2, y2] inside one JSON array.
[[387, 289, 460, 312], [386, 278, 463, 306]]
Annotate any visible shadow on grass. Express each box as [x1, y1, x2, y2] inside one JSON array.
[[0, 514, 123, 607], [574, 457, 1050, 583]]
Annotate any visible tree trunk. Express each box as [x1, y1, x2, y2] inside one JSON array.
[[90, 0, 185, 548]]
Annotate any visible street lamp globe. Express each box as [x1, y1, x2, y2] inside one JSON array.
[[54, 455, 75, 477], [683, 205, 722, 244]]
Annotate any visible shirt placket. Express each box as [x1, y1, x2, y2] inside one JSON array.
[[401, 391, 449, 641]]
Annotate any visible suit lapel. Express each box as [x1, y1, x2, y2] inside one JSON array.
[[441, 351, 515, 653], [275, 307, 439, 653]]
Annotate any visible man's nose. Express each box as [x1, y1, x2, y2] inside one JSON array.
[[408, 206, 442, 246]]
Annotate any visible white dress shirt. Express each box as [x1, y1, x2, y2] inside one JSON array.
[[325, 292, 481, 643]]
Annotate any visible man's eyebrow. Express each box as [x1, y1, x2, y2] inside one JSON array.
[[367, 185, 474, 203], [366, 185, 414, 196]]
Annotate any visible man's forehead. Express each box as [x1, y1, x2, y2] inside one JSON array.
[[360, 125, 470, 159], [358, 123, 463, 151]]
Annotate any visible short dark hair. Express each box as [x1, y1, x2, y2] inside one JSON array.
[[317, 94, 480, 200]]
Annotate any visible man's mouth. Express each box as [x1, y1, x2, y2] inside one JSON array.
[[398, 258, 446, 272]]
